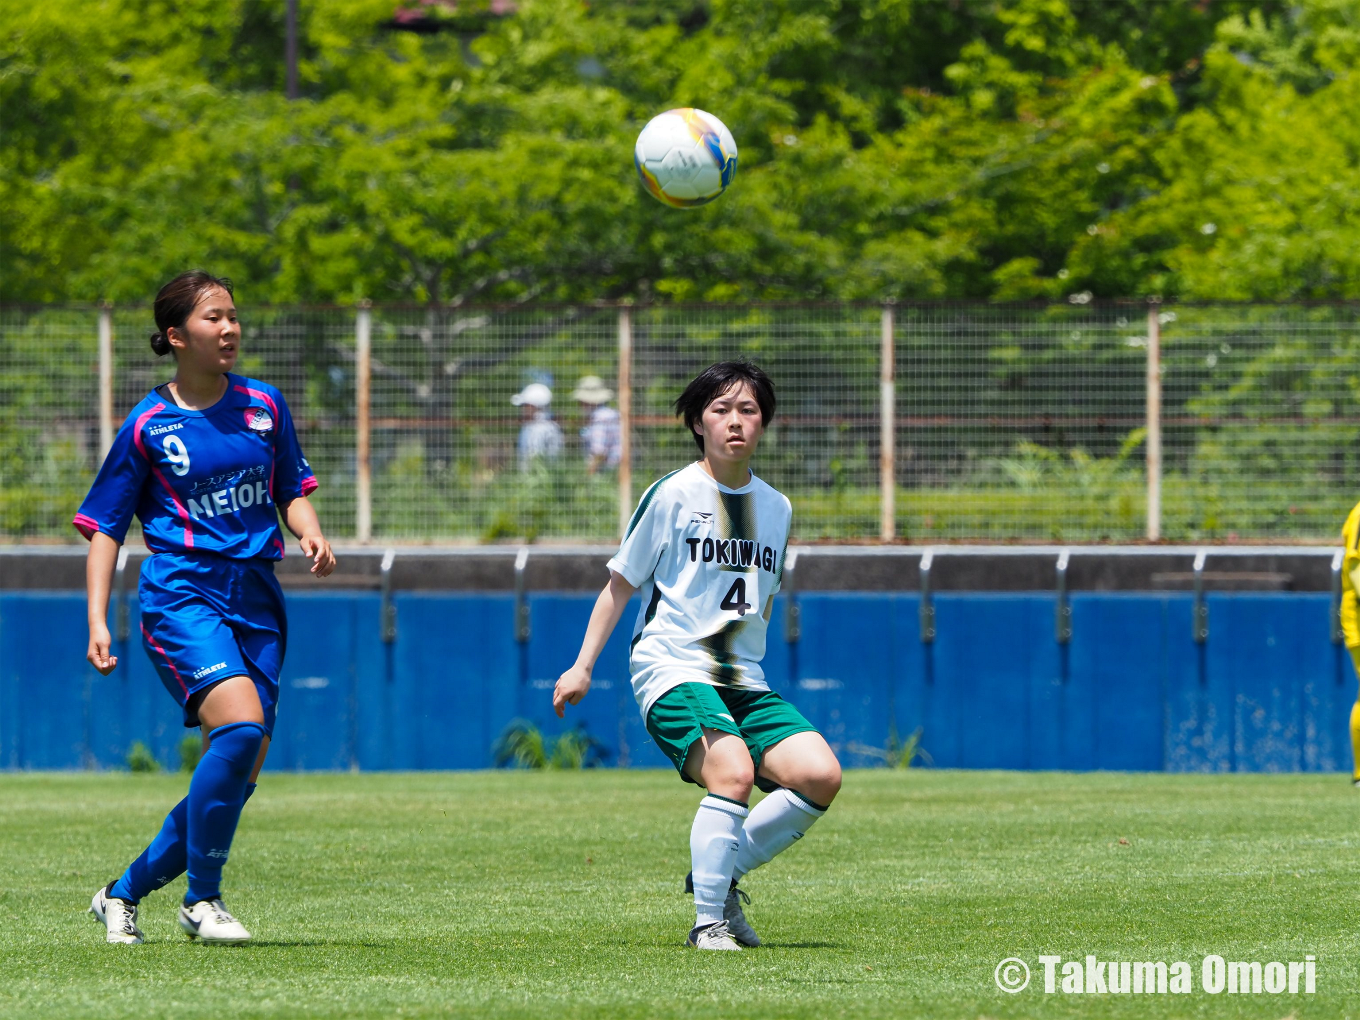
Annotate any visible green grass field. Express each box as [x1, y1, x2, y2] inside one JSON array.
[[2, 769, 1358, 1019]]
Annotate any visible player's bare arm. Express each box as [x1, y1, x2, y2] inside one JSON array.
[[281, 496, 335, 577], [85, 531, 121, 676], [553, 569, 636, 717]]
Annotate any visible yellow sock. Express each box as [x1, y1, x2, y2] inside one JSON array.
[[1351, 699, 1360, 782]]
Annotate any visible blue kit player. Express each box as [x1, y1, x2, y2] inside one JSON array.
[[77, 271, 335, 944]]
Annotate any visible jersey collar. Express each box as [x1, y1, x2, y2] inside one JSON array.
[[689, 461, 756, 494], [149, 373, 243, 419]]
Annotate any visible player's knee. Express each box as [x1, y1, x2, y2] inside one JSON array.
[[206, 721, 267, 777], [730, 760, 756, 797], [716, 760, 755, 800], [815, 759, 843, 803], [703, 743, 755, 800], [796, 756, 842, 806]]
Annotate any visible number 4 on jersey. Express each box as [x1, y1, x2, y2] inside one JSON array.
[[720, 577, 752, 617]]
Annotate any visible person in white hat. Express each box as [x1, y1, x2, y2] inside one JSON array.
[[511, 382, 563, 472], [572, 375, 621, 475]]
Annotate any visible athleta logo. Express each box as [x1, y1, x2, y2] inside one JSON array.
[[192, 661, 229, 681], [205, 849, 230, 859], [690, 511, 713, 524], [244, 407, 274, 433]]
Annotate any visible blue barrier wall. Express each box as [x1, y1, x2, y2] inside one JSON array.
[[0, 591, 1351, 772]]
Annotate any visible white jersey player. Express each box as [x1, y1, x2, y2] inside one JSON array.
[[554, 361, 842, 951]]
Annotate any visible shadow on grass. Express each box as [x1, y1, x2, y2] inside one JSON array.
[[232, 939, 391, 948]]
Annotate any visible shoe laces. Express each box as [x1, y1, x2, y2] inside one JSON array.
[[111, 900, 139, 935], [702, 920, 734, 942], [205, 899, 237, 926], [729, 885, 751, 907]]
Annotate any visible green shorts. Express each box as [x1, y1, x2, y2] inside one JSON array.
[[644, 682, 819, 790]]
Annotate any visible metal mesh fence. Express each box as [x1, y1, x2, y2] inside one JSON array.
[[1161, 306, 1360, 541], [0, 307, 101, 538], [3, 302, 1358, 545], [895, 304, 1146, 541], [634, 306, 882, 539], [367, 306, 618, 540]]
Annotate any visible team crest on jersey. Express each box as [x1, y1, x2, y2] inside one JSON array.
[[244, 407, 274, 434]]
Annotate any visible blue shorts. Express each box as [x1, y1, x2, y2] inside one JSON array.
[[138, 551, 286, 736]]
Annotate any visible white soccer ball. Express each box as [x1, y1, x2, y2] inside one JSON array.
[[634, 108, 738, 208]]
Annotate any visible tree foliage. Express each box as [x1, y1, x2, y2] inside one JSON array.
[[4, 0, 1358, 304]]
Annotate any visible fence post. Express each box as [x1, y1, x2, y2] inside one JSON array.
[[1145, 301, 1162, 542], [617, 303, 633, 537], [880, 302, 896, 541], [355, 301, 373, 544], [98, 304, 114, 464]]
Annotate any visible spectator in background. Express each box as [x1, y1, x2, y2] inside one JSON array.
[[573, 375, 622, 475], [511, 382, 563, 471]]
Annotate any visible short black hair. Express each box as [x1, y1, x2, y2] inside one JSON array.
[[673, 360, 777, 451]]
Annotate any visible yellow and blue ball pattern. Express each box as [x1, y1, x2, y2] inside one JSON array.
[[634, 108, 738, 208]]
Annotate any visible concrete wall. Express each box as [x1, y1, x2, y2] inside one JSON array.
[[0, 544, 1342, 592]]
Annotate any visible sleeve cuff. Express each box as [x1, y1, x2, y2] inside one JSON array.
[[606, 556, 645, 588], [300, 476, 318, 497], [72, 513, 100, 541]]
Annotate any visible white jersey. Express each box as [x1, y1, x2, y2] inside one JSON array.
[[607, 462, 792, 718]]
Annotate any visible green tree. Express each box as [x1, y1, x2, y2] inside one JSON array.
[[1, 0, 1349, 305]]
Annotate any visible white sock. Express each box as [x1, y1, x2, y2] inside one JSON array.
[[690, 795, 748, 927], [733, 788, 826, 880]]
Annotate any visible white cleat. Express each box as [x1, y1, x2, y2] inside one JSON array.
[[685, 871, 761, 947], [723, 883, 761, 947], [90, 884, 144, 945], [688, 919, 743, 951], [179, 898, 251, 944]]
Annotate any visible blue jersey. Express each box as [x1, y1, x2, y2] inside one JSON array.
[[74, 374, 317, 559]]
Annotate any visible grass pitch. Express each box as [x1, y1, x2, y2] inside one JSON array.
[[1, 769, 1358, 1019]]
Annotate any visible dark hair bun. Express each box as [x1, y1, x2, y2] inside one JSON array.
[[149, 330, 171, 357]]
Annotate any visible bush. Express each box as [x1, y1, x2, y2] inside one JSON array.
[[179, 735, 202, 772], [848, 726, 932, 769], [125, 741, 160, 773], [492, 719, 610, 770]]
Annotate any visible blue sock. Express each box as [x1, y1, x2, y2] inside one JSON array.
[[110, 797, 188, 904], [184, 722, 265, 905], [109, 781, 259, 904]]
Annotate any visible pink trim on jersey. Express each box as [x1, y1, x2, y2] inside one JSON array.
[[72, 512, 99, 540], [141, 621, 188, 696], [133, 401, 194, 548], [131, 403, 166, 461], [300, 476, 318, 497], [149, 464, 193, 549], [233, 384, 279, 421], [273, 536, 286, 557]]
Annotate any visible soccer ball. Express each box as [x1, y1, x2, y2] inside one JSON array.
[[634, 108, 738, 208]]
